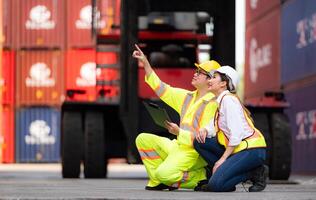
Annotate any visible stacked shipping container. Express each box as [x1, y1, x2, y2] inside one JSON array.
[[1, 51, 15, 163], [2, 0, 64, 163], [245, 0, 281, 100], [246, 0, 316, 173], [281, 0, 316, 173], [0, 0, 121, 162], [65, 0, 120, 103], [1, 0, 14, 163]]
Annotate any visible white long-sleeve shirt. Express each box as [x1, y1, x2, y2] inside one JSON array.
[[205, 90, 254, 146]]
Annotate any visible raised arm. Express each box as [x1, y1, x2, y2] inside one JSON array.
[[132, 44, 153, 76]]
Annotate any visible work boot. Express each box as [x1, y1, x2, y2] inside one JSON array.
[[194, 180, 208, 191], [249, 165, 268, 192], [194, 165, 213, 191], [145, 183, 177, 191], [145, 183, 169, 190], [195, 181, 237, 192]]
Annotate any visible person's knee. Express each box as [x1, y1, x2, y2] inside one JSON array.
[[135, 133, 150, 147], [209, 177, 226, 192], [155, 168, 176, 183], [193, 139, 200, 151]]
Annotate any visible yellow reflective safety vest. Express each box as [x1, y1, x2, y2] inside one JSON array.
[[145, 72, 218, 147], [215, 94, 266, 154]]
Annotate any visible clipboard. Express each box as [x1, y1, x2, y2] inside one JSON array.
[[143, 101, 171, 128]]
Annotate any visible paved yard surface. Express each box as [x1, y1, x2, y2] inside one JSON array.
[[0, 164, 315, 199]]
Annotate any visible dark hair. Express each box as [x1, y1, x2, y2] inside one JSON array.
[[218, 72, 236, 93]]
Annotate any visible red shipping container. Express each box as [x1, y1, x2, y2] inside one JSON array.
[[66, 0, 100, 48], [0, 105, 14, 163], [16, 50, 64, 106], [2, 0, 13, 48], [67, 0, 121, 48], [138, 68, 195, 99], [245, 9, 281, 100], [98, 0, 121, 35], [65, 49, 121, 102], [1, 51, 15, 105], [13, 0, 65, 48], [65, 49, 96, 102], [246, 0, 280, 25]]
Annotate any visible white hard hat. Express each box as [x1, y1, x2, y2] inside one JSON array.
[[216, 66, 239, 92]]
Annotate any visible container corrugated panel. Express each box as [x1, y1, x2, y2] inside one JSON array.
[[1, 105, 15, 163], [2, 0, 12, 48], [284, 81, 316, 173], [65, 49, 120, 102], [98, 0, 121, 35], [66, 0, 100, 48], [65, 49, 97, 101], [246, 0, 280, 25], [281, 0, 316, 84], [16, 50, 64, 106], [16, 107, 61, 163], [138, 68, 195, 99], [13, 0, 65, 49], [1, 51, 15, 105], [245, 9, 280, 100]]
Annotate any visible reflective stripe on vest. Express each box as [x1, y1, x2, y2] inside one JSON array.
[[180, 123, 195, 142], [180, 94, 209, 138], [215, 94, 267, 154], [192, 100, 208, 130], [154, 82, 167, 97], [138, 148, 160, 160], [180, 124, 195, 132], [180, 93, 193, 121]]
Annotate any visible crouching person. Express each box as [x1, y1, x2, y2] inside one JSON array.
[[194, 66, 268, 192], [133, 44, 219, 190]]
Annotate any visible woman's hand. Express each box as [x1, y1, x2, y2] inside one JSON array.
[[196, 128, 208, 143], [213, 158, 226, 174], [164, 121, 180, 136]]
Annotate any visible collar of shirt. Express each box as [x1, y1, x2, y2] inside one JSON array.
[[216, 90, 230, 104]]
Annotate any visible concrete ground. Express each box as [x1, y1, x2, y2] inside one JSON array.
[[0, 163, 315, 200]]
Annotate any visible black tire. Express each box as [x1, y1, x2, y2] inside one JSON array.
[[252, 112, 271, 167], [269, 113, 292, 180], [62, 111, 84, 178], [84, 111, 107, 178]]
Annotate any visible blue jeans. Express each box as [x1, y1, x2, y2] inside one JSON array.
[[194, 137, 266, 192]]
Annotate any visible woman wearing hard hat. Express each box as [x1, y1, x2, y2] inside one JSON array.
[[193, 66, 268, 192]]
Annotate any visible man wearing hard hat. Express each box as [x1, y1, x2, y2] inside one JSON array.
[[194, 66, 267, 192], [133, 44, 219, 190]]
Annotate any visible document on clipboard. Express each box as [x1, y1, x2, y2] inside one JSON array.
[[143, 101, 171, 128]]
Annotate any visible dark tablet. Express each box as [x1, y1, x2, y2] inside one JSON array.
[[143, 101, 171, 128]]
